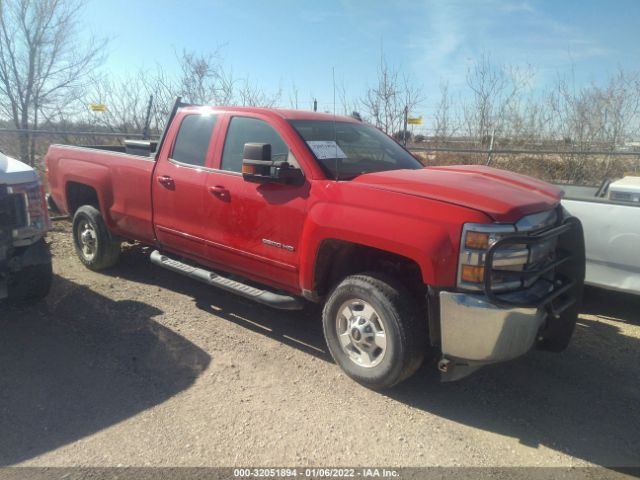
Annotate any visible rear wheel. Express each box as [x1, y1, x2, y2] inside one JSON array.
[[322, 273, 427, 390], [72, 205, 120, 270]]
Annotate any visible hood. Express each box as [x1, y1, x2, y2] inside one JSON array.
[[0, 151, 38, 185], [352, 165, 561, 223]]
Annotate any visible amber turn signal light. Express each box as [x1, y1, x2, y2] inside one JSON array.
[[461, 265, 485, 283], [465, 231, 490, 249], [242, 164, 255, 174]]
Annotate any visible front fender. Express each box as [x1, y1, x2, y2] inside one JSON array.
[[298, 193, 490, 291]]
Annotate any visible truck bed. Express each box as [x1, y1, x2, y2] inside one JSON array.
[[558, 183, 640, 295], [560, 183, 640, 206], [46, 144, 156, 244]]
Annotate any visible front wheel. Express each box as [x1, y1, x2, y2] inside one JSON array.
[[72, 205, 121, 270], [537, 302, 579, 352], [322, 273, 427, 390]]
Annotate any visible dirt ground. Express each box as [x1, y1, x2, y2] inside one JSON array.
[[0, 220, 639, 469]]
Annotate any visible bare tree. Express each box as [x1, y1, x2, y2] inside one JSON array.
[[433, 81, 459, 141], [461, 54, 533, 143], [548, 67, 640, 180], [360, 51, 423, 135], [288, 81, 299, 109], [83, 72, 152, 134], [235, 78, 281, 107], [175, 50, 234, 105], [336, 78, 358, 116], [0, 0, 106, 165]]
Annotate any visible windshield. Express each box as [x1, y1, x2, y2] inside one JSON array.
[[289, 120, 423, 180]]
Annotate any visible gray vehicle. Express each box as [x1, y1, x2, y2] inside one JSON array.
[[0, 151, 52, 302]]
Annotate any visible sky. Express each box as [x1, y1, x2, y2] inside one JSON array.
[[80, 0, 640, 128]]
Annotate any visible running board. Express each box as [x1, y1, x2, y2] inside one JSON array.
[[150, 250, 304, 310]]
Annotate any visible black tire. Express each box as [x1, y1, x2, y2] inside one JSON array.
[[538, 217, 584, 353], [9, 262, 53, 302], [322, 273, 427, 390], [72, 205, 120, 270], [537, 302, 579, 352]]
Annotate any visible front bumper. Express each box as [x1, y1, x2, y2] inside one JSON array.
[[437, 215, 585, 381], [0, 237, 50, 300], [439, 291, 545, 381]]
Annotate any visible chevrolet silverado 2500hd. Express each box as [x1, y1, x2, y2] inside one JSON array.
[[46, 100, 585, 388], [0, 151, 52, 302]]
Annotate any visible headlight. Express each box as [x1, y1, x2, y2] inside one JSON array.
[[458, 209, 560, 292], [458, 223, 515, 290], [8, 180, 49, 245], [464, 231, 490, 249], [460, 264, 485, 283]]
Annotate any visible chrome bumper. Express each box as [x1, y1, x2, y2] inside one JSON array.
[[438, 291, 546, 381]]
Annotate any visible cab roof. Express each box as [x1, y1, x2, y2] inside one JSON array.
[[178, 105, 361, 123]]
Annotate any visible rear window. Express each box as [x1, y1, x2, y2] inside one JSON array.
[[171, 114, 218, 167]]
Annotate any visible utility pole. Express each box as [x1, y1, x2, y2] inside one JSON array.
[[486, 128, 495, 166], [403, 105, 408, 146]]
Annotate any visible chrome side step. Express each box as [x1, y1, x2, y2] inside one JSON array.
[[150, 250, 304, 310]]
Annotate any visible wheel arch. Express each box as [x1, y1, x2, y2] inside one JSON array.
[[311, 239, 426, 300], [66, 181, 100, 215]]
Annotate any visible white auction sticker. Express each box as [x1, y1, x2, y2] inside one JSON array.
[[306, 141, 348, 160]]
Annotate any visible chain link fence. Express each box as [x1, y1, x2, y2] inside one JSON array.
[[0, 129, 159, 177], [2, 128, 639, 186], [409, 140, 640, 185]]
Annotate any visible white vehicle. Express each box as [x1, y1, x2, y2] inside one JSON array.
[[0, 151, 52, 302], [560, 176, 640, 295]]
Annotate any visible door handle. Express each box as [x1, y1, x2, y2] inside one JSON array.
[[209, 185, 230, 201], [157, 175, 175, 190]]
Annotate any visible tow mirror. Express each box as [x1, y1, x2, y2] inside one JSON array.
[[242, 143, 304, 185]]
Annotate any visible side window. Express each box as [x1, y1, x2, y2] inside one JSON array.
[[171, 114, 218, 167], [221, 117, 297, 172]]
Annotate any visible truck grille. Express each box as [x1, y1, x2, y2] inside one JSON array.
[[0, 184, 27, 230]]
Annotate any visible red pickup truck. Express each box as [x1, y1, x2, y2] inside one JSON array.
[[46, 100, 585, 388]]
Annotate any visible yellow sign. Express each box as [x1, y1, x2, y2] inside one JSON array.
[[90, 103, 107, 112], [408, 116, 423, 125]]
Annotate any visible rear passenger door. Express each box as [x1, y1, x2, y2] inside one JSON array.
[[152, 113, 218, 262]]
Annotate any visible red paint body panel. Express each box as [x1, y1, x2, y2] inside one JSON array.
[[45, 107, 561, 296], [46, 146, 156, 244], [353, 166, 561, 223]]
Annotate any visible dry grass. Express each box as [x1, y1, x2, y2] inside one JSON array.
[[413, 151, 640, 186]]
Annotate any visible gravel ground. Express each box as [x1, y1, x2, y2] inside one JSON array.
[[0, 220, 638, 469]]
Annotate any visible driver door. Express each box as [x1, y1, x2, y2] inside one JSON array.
[[203, 115, 309, 291]]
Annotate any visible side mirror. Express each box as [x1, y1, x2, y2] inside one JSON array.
[[242, 143, 304, 185], [242, 143, 272, 181]]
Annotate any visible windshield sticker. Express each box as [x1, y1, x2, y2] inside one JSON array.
[[306, 141, 348, 160]]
